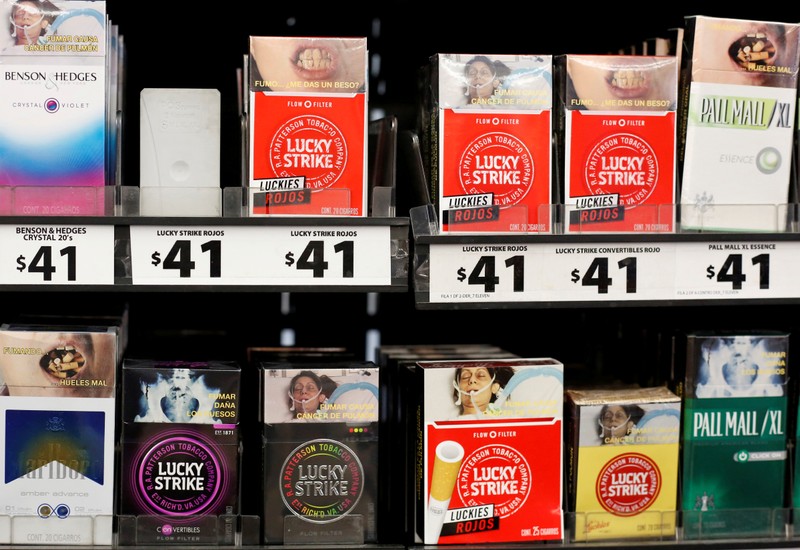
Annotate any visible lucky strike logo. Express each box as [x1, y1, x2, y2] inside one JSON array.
[[459, 132, 533, 206], [134, 435, 223, 517], [269, 115, 347, 189], [595, 452, 661, 516], [457, 444, 530, 518], [280, 439, 364, 523], [584, 132, 658, 207]]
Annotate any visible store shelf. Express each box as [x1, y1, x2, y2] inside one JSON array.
[[0, 216, 409, 293], [413, 232, 800, 309]]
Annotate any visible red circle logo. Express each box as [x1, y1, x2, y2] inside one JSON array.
[[596, 452, 661, 516], [584, 132, 658, 207], [459, 132, 534, 206], [457, 444, 530, 518], [269, 115, 347, 189]]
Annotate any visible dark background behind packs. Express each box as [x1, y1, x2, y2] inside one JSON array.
[[104, 2, 800, 188], [78, 1, 800, 388]]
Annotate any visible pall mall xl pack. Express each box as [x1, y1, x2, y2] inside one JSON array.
[[248, 36, 368, 217], [420, 53, 554, 234], [673, 331, 790, 539], [677, 16, 800, 231]]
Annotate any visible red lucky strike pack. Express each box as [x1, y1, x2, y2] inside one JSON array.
[[558, 55, 679, 233], [412, 358, 564, 545], [421, 54, 553, 234], [248, 36, 368, 217]]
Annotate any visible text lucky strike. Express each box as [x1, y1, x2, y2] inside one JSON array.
[[468, 466, 520, 495]]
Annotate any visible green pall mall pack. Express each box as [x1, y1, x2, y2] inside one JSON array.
[[675, 331, 790, 539]]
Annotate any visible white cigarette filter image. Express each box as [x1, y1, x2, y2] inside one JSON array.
[[426, 439, 465, 543]]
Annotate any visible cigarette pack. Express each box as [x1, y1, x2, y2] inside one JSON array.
[[420, 53, 554, 234], [0, 323, 119, 544], [248, 36, 368, 217], [565, 386, 681, 542], [411, 358, 564, 544], [117, 360, 241, 545], [557, 54, 679, 233], [674, 331, 790, 539], [378, 344, 518, 545], [259, 363, 380, 545], [677, 16, 800, 232], [0, 0, 113, 215]]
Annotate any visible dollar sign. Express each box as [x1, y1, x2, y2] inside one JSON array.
[[706, 265, 715, 279], [285, 251, 295, 267], [151, 251, 161, 267], [16, 254, 26, 272], [456, 267, 466, 282], [570, 268, 580, 283]]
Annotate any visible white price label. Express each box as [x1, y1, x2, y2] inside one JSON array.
[[674, 241, 800, 299], [543, 242, 676, 301], [131, 225, 391, 286], [131, 226, 226, 284], [0, 225, 114, 285], [429, 242, 676, 303], [261, 225, 390, 285]]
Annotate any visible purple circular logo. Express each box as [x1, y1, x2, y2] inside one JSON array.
[[161, 524, 173, 536], [133, 434, 224, 517], [44, 98, 59, 113]]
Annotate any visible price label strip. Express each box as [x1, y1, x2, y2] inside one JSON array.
[[0, 224, 115, 285], [674, 241, 800, 299], [429, 242, 677, 303], [130, 225, 391, 286]]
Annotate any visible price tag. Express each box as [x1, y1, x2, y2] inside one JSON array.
[[130, 225, 391, 286], [428, 242, 676, 303], [674, 241, 800, 299], [542, 242, 676, 301], [0, 224, 114, 285], [130, 226, 227, 285]]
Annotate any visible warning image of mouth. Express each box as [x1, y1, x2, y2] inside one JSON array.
[[280, 438, 364, 522]]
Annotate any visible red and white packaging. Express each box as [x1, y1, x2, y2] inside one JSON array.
[[421, 54, 554, 233], [559, 55, 679, 233], [411, 358, 564, 545], [248, 36, 368, 217]]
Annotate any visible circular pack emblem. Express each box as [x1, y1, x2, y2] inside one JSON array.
[[134, 434, 224, 517], [457, 444, 530, 518], [269, 115, 347, 189], [596, 452, 661, 516], [584, 132, 658, 207], [280, 439, 364, 523], [459, 132, 534, 206]]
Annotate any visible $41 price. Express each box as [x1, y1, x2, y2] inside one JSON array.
[[16, 246, 76, 281], [151, 240, 221, 278], [285, 240, 354, 278], [705, 253, 770, 290], [456, 255, 524, 292], [570, 257, 637, 294]]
